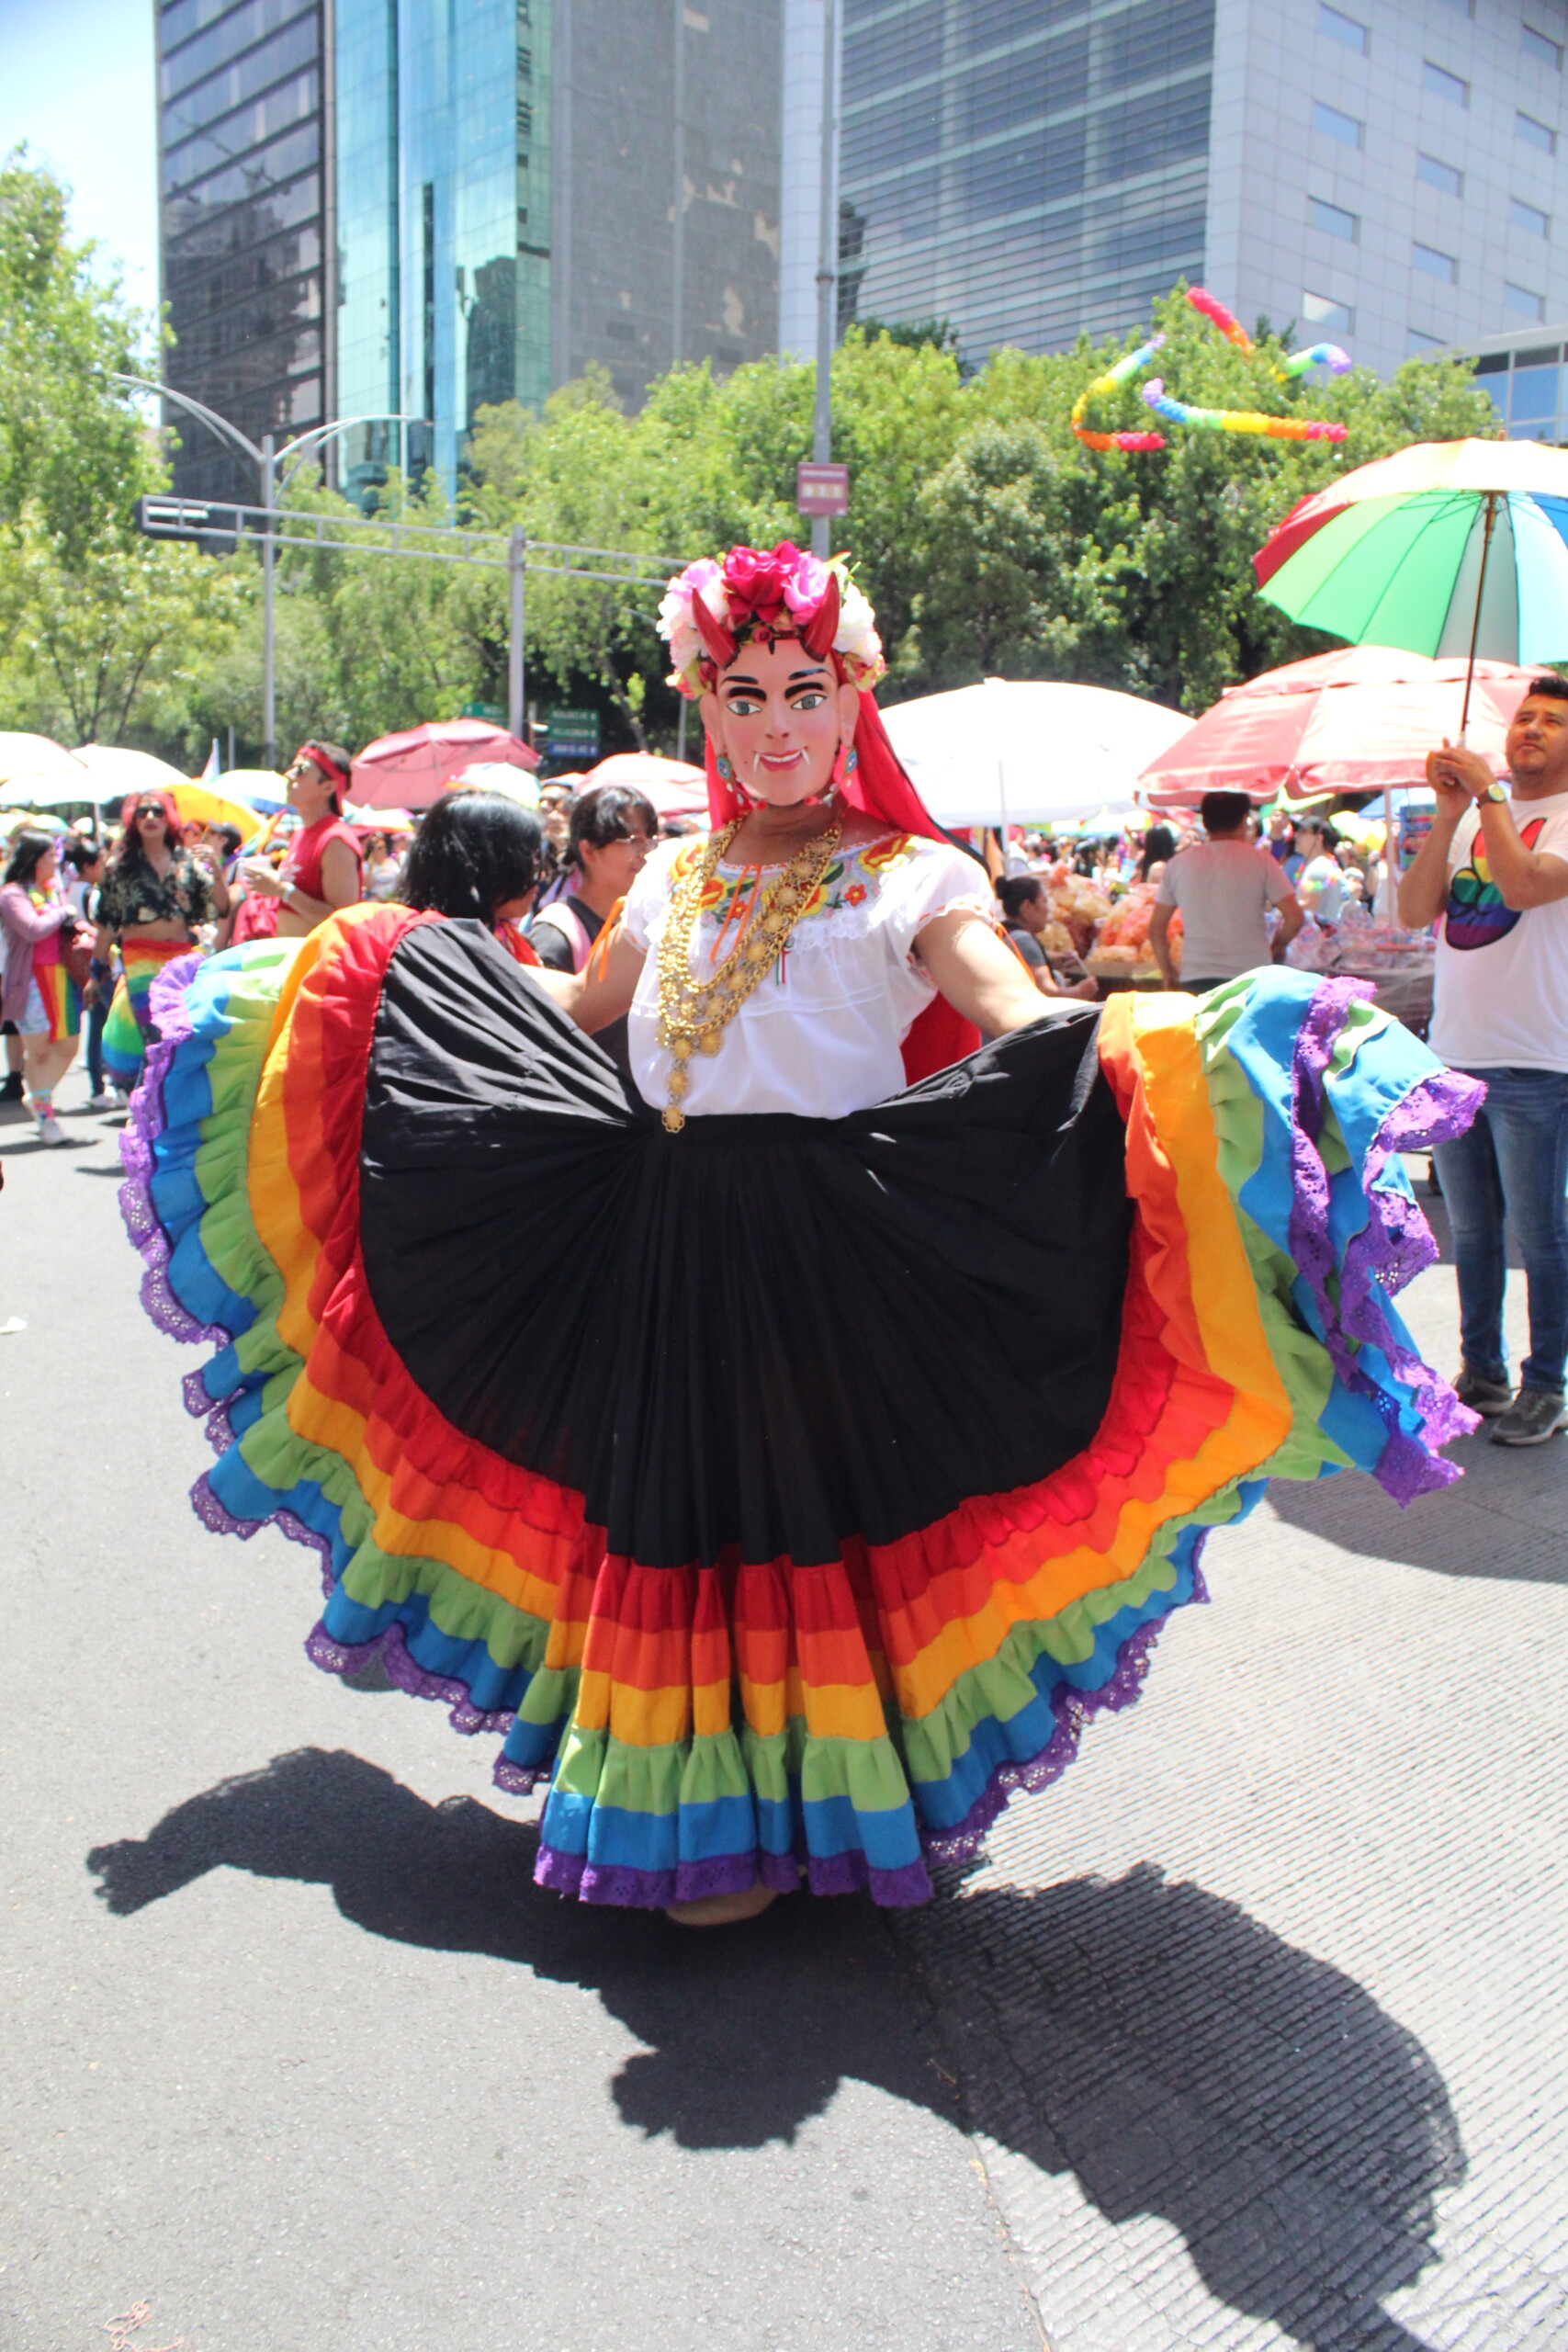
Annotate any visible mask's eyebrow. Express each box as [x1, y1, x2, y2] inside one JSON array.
[[719, 673, 761, 691], [787, 666, 829, 682]]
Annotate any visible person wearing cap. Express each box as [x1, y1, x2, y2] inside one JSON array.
[[233, 741, 363, 942]]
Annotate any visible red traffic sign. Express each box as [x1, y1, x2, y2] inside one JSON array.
[[796, 461, 850, 516]]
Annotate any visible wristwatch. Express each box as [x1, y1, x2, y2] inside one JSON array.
[[1483, 781, 1509, 804]]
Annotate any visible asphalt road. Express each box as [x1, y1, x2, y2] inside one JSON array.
[[3, 1086, 1564, 2352]]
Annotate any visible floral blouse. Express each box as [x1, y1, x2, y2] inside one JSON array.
[[622, 829, 995, 1120], [97, 852, 214, 935]]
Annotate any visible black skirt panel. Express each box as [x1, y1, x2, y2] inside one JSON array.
[[358, 919, 1131, 1567]]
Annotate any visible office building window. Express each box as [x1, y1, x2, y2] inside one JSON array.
[[1506, 283, 1546, 320], [1510, 357, 1559, 422], [1413, 243, 1457, 282], [1522, 24, 1562, 70], [1417, 154, 1462, 197], [1511, 197, 1551, 237], [1303, 290, 1354, 333], [1422, 61, 1468, 106], [1318, 4, 1368, 54], [1407, 327, 1445, 352], [1517, 111, 1557, 154], [1314, 100, 1362, 147], [1309, 197, 1358, 242]]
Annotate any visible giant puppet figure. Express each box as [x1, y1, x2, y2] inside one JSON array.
[[120, 545, 1480, 1927]]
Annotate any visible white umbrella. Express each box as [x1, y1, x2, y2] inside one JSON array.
[[0, 731, 85, 784], [879, 679, 1191, 829], [0, 733, 92, 807], [448, 760, 541, 807], [72, 744, 190, 799]]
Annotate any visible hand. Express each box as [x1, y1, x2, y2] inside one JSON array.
[[240, 858, 285, 896], [1427, 741, 1495, 803]]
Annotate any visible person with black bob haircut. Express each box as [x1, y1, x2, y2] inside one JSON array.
[[397, 790, 544, 956]]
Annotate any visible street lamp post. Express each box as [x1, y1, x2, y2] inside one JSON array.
[[811, 0, 840, 562], [114, 377, 421, 765]]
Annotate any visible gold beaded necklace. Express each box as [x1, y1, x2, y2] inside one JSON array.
[[656, 813, 842, 1132]]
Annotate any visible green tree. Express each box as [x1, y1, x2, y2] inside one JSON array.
[[0, 150, 253, 756], [901, 285, 1499, 710]]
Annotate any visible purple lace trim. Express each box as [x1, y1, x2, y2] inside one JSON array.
[[920, 1614, 1167, 1870], [532, 1843, 932, 1912], [191, 1471, 335, 1592], [1341, 1069, 1487, 1473], [117, 953, 228, 1349], [492, 1756, 553, 1798], [305, 1618, 519, 1738], [1288, 981, 1482, 1505]]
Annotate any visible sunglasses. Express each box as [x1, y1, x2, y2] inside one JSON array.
[[134, 805, 168, 820]]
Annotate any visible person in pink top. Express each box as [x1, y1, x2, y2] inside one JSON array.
[[233, 741, 363, 942], [0, 829, 82, 1145]]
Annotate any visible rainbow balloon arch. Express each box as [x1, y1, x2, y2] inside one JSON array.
[[1070, 288, 1351, 454]]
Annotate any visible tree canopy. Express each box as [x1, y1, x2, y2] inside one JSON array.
[[0, 150, 1504, 765]]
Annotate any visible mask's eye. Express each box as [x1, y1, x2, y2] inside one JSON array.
[[791, 689, 827, 711], [724, 693, 762, 717]]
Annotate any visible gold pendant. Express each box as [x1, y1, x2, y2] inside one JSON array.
[[698, 1030, 722, 1055], [662, 1105, 686, 1135]]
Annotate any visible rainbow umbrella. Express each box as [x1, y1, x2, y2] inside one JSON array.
[[1254, 437, 1568, 732]]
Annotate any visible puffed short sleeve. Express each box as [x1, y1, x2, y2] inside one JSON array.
[[621, 838, 692, 955], [874, 839, 997, 961]]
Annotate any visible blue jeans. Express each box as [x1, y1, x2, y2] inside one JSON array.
[[1433, 1066, 1568, 1393]]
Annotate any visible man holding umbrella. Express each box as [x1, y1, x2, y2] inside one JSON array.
[[1401, 679, 1568, 1445]]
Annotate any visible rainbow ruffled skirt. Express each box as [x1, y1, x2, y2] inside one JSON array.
[[120, 906, 1481, 1908]]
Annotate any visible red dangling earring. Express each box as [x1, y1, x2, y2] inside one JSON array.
[[830, 741, 858, 797]]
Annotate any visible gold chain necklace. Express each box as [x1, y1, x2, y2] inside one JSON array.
[[656, 814, 842, 1132]]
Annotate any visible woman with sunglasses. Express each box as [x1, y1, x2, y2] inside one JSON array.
[[96, 791, 222, 1091]]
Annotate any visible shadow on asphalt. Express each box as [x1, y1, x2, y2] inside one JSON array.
[[87, 1748, 1464, 2348], [1267, 1442, 1568, 1579]]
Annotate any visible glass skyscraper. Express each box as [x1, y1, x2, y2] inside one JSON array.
[[156, 2, 782, 503], [830, 0, 1213, 360], [781, 0, 1568, 390], [156, 0, 332, 503]]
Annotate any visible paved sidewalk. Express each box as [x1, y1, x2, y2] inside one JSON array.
[[897, 1218, 1568, 2351], [3, 1102, 1565, 2351]]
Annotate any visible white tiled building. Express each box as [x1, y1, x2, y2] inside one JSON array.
[[780, 0, 1568, 384]]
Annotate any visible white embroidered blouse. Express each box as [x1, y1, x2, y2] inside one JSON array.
[[619, 830, 994, 1121]]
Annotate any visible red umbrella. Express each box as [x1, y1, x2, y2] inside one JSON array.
[[586, 751, 708, 820], [1139, 647, 1530, 808], [351, 718, 540, 811]]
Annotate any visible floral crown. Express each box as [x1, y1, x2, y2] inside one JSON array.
[[658, 541, 885, 700]]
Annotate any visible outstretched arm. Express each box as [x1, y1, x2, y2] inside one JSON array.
[[530, 927, 647, 1031], [915, 908, 1059, 1035]]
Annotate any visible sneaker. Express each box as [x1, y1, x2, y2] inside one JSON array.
[[35, 1113, 67, 1147], [86, 1090, 119, 1111], [0, 1071, 21, 1104], [1453, 1366, 1514, 1418], [1490, 1387, 1568, 1446]]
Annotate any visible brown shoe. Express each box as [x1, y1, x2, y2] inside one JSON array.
[[666, 1883, 779, 1928]]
